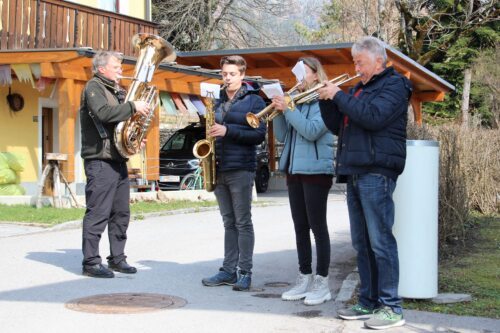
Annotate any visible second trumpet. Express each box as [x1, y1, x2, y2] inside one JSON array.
[[246, 82, 302, 129]]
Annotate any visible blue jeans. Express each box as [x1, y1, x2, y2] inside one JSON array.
[[346, 173, 402, 314], [214, 170, 255, 274]]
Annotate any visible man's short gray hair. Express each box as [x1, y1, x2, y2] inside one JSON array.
[[351, 36, 387, 66], [92, 51, 123, 74]]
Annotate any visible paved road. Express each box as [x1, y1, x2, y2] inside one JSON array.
[[0, 191, 498, 332]]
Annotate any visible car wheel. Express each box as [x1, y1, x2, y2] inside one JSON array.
[[255, 167, 269, 193]]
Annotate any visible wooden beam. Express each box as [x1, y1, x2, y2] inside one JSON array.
[[0, 51, 81, 64], [337, 49, 353, 63], [390, 58, 450, 93], [301, 51, 330, 65], [415, 91, 445, 102], [57, 78, 83, 182], [63, 57, 93, 68], [145, 104, 159, 181], [40, 62, 92, 80], [154, 78, 220, 94], [268, 121, 276, 172], [410, 97, 422, 125], [268, 53, 291, 67]]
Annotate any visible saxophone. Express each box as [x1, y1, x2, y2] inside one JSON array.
[[114, 33, 176, 158], [192, 94, 216, 192]]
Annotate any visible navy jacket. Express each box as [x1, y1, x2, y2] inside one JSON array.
[[319, 67, 412, 181], [213, 82, 266, 172]]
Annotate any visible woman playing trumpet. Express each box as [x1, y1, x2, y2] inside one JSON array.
[[272, 57, 335, 305]]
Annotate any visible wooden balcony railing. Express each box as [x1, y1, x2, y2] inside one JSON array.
[[0, 0, 158, 56]]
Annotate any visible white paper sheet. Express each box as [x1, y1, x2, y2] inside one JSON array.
[[261, 83, 284, 99], [292, 61, 306, 82], [200, 82, 221, 99]]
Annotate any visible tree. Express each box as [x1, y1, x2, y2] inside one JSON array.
[[295, 0, 400, 44], [152, 0, 293, 51], [470, 46, 500, 128], [395, 0, 499, 66]]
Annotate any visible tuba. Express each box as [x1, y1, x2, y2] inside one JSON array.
[[192, 93, 216, 192], [114, 33, 176, 158]]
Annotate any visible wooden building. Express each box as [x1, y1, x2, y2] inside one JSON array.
[[0, 0, 454, 197]]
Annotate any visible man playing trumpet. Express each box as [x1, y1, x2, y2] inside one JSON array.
[[318, 36, 412, 329]]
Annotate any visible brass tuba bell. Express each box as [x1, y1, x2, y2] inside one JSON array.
[[114, 33, 176, 158]]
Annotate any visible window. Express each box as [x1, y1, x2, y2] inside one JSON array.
[[98, 0, 118, 12]]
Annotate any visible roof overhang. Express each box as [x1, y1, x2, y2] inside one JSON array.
[[0, 48, 276, 95], [0, 42, 454, 101], [177, 43, 455, 102]]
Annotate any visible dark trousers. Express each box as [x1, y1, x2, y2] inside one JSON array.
[[214, 170, 255, 274], [82, 160, 130, 266], [287, 175, 332, 277]]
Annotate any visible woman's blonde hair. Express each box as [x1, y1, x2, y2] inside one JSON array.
[[298, 57, 328, 90]]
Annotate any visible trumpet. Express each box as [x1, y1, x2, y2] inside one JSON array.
[[293, 73, 361, 105], [246, 82, 302, 129]]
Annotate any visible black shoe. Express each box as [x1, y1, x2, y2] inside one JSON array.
[[108, 260, 137, 274], [82, 264, 114, 278]]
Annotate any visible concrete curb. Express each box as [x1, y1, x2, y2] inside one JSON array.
[[334, 271, 359, 303]]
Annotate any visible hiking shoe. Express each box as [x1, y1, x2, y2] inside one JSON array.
[[303, 274, 332, 305], [364, 306, 405, 329], [108, 260, 137, 274], [201, 268, 237, 286], [82, 264, 114, 278], [337, 303, 376, 320], [282, 272, 313, 301], [232, 270, 252, 291]]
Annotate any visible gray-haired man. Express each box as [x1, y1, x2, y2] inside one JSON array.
[[318, 37, 412, 329], [79, 51, 149, 278]]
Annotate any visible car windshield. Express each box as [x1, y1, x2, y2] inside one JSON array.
[[161, 128, 204, 152]]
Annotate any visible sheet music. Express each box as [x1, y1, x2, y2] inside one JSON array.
[[292, 61, 306, 82], [261, 83, 284, 99], [200, 82, 221, 99]]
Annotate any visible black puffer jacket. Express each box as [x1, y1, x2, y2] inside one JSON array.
[[213, 82, 266, 172], [80, 74, 136, 162], [320, 67, 412, 181]]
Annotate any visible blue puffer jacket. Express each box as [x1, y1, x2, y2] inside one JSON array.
[[319, 67, 412, 181], [213, 83, 266, 172], [273, 101, 335, 175]]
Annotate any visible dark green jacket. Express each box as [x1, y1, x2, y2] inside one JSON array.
[[79, 74, 136, 161]]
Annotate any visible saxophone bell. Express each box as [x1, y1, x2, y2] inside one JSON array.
[[193, 94, 217, 192]]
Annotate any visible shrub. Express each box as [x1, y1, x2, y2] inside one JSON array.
[[406, 122, 499, 256]]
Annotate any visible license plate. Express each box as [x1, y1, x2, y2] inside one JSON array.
[[159, 175, 180, 182]]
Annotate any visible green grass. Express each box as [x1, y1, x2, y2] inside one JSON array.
[[0, 200, 217, 226], [404, 214, 500, 318]]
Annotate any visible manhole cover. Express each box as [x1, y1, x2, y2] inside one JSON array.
[[65, 293, 187, 314], [264, 282, 290, 288]]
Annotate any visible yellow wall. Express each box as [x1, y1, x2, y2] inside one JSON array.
[[0, 81, 53, 182], [67, 0, 150, 20]]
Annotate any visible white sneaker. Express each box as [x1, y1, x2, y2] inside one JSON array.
[[281, 273, 313, 301], [303, 275, 331, 305]]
